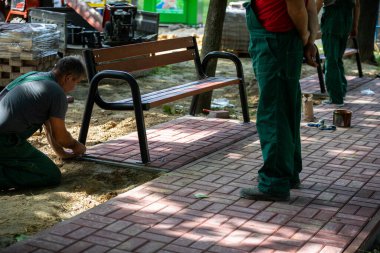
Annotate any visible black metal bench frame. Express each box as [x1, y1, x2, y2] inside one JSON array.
[[79, 36, 250, 164]]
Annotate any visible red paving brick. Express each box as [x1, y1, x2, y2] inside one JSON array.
[[3, 76, 380, 253], [84, 117, 256, 171]]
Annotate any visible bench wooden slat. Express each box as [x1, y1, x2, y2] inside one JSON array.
[[116, 77, 240, 109], [319, 48, 358, 60], [95, 49, 196, 73], [92, 36, 195, 63], [124, 76, 221, 102]]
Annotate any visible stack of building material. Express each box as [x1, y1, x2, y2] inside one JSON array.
[[0, 23, 60, 86], [221, 1, 249, 56]]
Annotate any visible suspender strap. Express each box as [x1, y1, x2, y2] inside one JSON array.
[[0, 72, 55, 101], [6, 71, 54, 91]]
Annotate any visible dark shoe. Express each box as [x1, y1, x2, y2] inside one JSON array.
[[257, 176, 300, 189], [291, 182, 301, 189], [240, 187, 290, 201]]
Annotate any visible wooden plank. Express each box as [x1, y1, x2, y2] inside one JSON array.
[[9, 58, 22, 67], [118, 77, 220, 104], [0, 78, 11, 86], [344, 48, 358, 56], [144, 78, 240, 108], [95, 49, 195, 73], [124, 77, 222, 102], [92, 36, 195, 63], [116, 77, 240, 109], [319, 48, 358, 61], [10, 72, 21, 79], [143, 78, 240, 107], [20, 66, 37, 73], [0, 64, 11, 72]]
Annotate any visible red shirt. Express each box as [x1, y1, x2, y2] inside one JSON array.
[[253, 0, 308, 32]]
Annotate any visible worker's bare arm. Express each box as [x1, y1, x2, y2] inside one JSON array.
[[48, 117, 86, 156], [285, 0, 309, 45]]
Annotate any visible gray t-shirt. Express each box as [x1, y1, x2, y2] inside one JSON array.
[[0, 72, 68, 135]]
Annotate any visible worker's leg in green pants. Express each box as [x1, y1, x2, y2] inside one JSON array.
[[256, 34, 303, 196], [321, 3, 354, 103], [242, 3, 303, 200], [292, 86, 302, 188], [0, 134, 61, 190], [322, 33, 347, 104]]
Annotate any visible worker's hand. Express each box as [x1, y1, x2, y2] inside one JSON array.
[[350, 27, 358, 38], [301, 30, 311, 46], [56, 150, 78, 160], [304, 42, 318, 67], [71, 141, 86, 156]]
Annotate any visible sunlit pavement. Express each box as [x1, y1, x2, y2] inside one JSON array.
[[3, 76, 379, 253]]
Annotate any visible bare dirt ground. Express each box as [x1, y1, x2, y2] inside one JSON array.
[[0, 25, 378, 248]]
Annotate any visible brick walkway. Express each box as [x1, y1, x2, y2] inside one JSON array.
[[84, 117, 256, 171], [2, 76, 379, 253], [300, 74, 372, 95]]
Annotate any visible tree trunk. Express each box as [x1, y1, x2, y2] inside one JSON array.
[[192, 0, 228, 114], [357, 0, 379, 64]]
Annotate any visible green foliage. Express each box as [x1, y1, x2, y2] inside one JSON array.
[[150, 66, 173, 76], [374, 51, 380, 65], [14, 234, 28, 242], [162, 104, 184, 115]]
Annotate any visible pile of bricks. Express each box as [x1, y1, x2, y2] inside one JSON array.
[[0, 54, 57, 87], [221, 2, 249, 56], [0, 23, 59, 87]]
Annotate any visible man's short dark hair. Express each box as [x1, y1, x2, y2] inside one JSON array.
[[53, 56, 86, 78]]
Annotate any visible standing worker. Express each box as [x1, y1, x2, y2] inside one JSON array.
[[0, 56, 86, 190], [317, 0, 360, 106], [240, 0, 318, 201]]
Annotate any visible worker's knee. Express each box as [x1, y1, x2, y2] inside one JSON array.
[[45, 162, 62, 186]]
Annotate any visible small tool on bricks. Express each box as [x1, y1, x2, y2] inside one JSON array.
[[203, 109, 230, 119], [333, 109, 352, 128], [307, 119, 336, 130]]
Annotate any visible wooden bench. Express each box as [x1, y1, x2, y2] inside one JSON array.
[[314, 36, 363, 94], [79, 36, 250, 164]]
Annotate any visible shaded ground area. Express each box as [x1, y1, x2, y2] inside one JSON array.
[[0, 25, 378, 249], [3, 76, 380, 253]]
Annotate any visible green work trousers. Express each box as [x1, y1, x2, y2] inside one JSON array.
[[0, 128, 61, 190], [321, 2, 354, 104], [245, 2, 303, 197]]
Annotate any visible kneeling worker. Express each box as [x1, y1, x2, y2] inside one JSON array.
[[0, 56, 87, 190]]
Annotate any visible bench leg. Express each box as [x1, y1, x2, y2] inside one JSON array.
[[352, 38, 363, 77], [134, 109, 150, 164], [315, 46, 326, 94], [356, 53, 363, 77], [189, 95, 199, 116], [239, 81, 250, 123], [79, 90, 97, 144]]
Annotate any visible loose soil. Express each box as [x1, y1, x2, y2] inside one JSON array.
[[0, 25, 378, 249]]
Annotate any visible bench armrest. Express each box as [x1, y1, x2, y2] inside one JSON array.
[[79, 70, 144, 143], [201, 51, 244, 82], [90, 70, 142, 110], [200, 51, 250, 123]]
